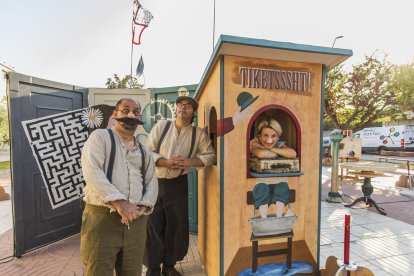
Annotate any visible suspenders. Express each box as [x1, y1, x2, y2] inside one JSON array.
[[107, 129, 146, 194], [137, 142, 147, 195], [156, 120, 172, 154], [80, 118, 199, 210], [105, 120, 196, 192], [156, 120, 197, 176], [107, 129, 116, 183]]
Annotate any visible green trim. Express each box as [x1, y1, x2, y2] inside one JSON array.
[[317, 64, 327, 268], [194, 35, 353, 101], [194, 37, 225, 100], [150, 84, 198, 97], [220, 35, 352, 56], [149, 84, 198, 120], [219, 55, 225, 276]]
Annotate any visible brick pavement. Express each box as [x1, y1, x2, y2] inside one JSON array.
[[0, 170, 206, 275], [320, 202, 414, 276], [0, 229, 206, 275], [1, 167, 414, 275]]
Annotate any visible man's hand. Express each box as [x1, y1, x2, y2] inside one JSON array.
[[111, 200, 142, 225], [137, 205, 150, 214], [155, 157, 181, 169], [156, 157, 203, 170], [174, 157, 193, 170]]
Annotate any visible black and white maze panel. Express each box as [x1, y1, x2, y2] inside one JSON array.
[[22, 109, 90, 209]]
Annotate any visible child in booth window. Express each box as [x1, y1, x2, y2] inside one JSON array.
[[250, 118, 297, 218], [250, 118, 296, 159]]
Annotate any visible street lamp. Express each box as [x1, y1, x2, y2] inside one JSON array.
[[331, 35, 344, 48], [328, 129, 344, 203]]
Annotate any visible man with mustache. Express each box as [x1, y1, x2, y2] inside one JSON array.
[[145, 96, 216, 276], [80, 98, 158, 276]]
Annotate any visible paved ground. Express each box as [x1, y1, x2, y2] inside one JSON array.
[[0, 230, 206, 276], [1, 165, 414, 275], [0, 170, 206, 275], [320, 165, 414, 275], [320, 202, 414, 276], [323, 165, 414, 225]]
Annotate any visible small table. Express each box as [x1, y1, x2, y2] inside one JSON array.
[[341, 162, 396, 215]]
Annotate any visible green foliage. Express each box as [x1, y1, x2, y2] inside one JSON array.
[[324, 54, 400, 132], [0, 97, 9, 146], [0, 161, 10, 170], [105, 74, 143, 89], [324, 64, 348, 127], [394, 61, 414, 116], [323, 118, 336, 131]]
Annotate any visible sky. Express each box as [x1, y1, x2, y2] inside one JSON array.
[[1, 0, 413, 97]]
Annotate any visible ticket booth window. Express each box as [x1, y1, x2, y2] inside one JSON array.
[[247, 105, 302, 178]]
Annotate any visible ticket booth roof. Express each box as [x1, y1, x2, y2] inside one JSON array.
[[194, 35, 352, 97]]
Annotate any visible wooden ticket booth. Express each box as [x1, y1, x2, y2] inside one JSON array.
[[194, 35, 352, 275]]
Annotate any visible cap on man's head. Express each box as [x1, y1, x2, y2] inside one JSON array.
[[176, 96, 198, 111]]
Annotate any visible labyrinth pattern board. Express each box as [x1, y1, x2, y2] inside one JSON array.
[[22, 109, 90, 209]]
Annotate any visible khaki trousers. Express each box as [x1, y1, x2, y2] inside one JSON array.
[[81, 203, 148, 276]]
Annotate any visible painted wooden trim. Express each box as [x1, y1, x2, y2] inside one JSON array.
[[220, 35, 353, 56], [219, 55, 225, 276], [250, 171, 304, 178], [317, 64, 327, 268], [150, 84, 198, 95], [245, 104, 302, 179]]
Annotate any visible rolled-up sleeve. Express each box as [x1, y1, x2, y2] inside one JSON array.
[[81, 131, 127, 205], [137, 145, 158, 214], [196, 130, 216, 167]]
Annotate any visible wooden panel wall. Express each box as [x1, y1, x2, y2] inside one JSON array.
[[197, 60, 222, 276], [221, 55, 322, 274]]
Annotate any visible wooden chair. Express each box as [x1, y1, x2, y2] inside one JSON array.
[[246, 189, 296, 273]]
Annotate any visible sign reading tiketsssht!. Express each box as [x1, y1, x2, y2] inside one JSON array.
[[239, 66, 311, 92]]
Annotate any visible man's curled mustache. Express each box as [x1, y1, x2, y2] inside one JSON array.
[[114, 117, 145, 126]]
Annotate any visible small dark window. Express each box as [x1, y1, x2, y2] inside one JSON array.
[[209, 107, 217, 165]]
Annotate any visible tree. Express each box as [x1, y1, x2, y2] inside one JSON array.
[[324, 54, 399, 132], [324, 64, 348, 129], [394, 61, 414, 117], [322, 118, 336, 131], [105, 74, 143, 89], [0, 96, 9, 147]]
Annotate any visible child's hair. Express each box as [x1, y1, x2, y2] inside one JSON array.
[[257, 118, 283, 137]]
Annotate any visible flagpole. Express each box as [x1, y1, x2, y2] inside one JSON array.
[[130, 0, 135, 87], [129, 43, 134, 81], [212, 0, 216, 52]]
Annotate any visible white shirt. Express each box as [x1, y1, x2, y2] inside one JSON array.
[[81, 129, 158, 213], [146, 120, 216, 179]]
